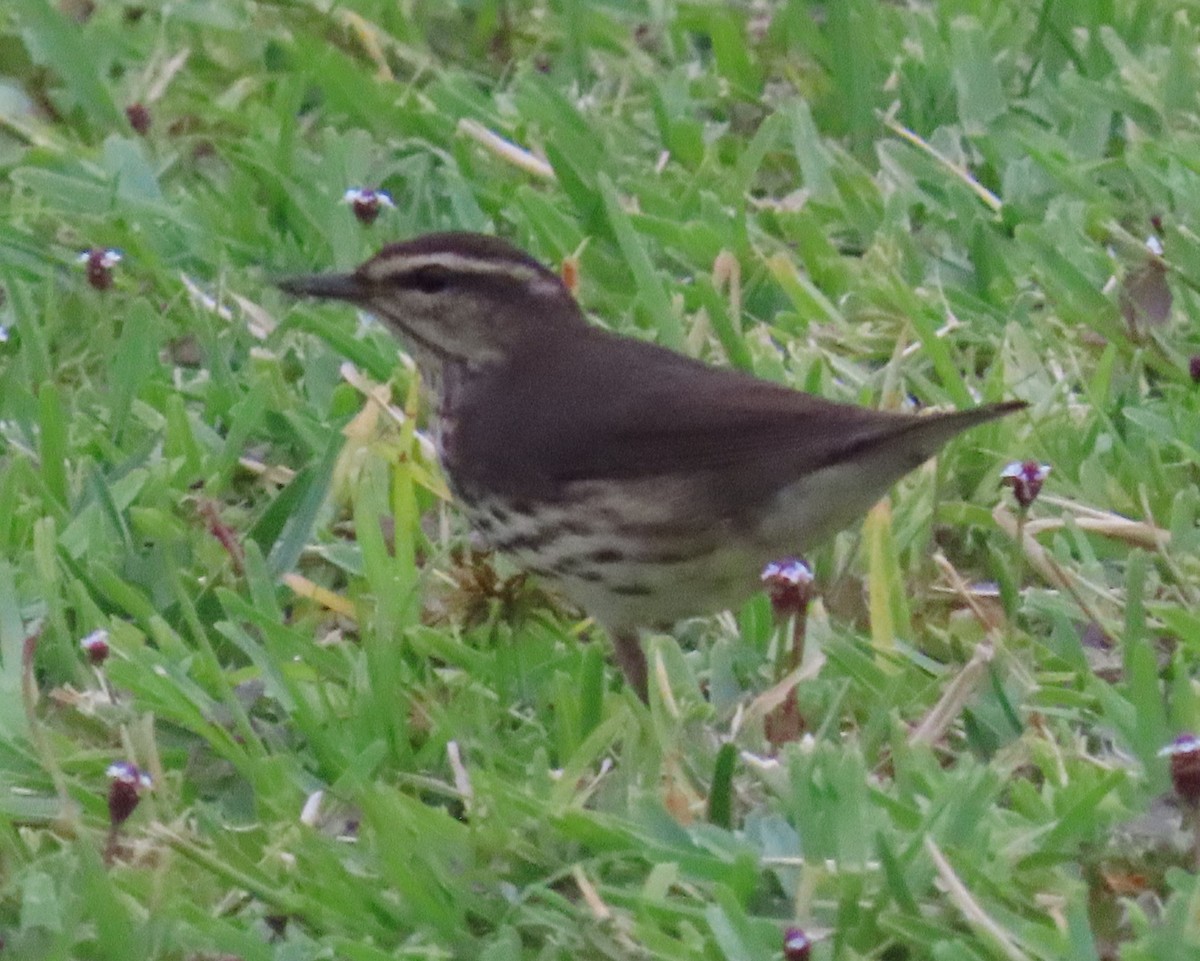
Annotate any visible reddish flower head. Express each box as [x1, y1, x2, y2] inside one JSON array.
[[80, 629, 110, 666], [1160, 733, 1200, 807], [106, 761, 153, 826], [125, 102, 151, 135], [1000, 460, 1050, 509], [342, 187, 395, 225], [78, 248, 122, 291], [783, 926, 812, 960], [761, 558, 814, 618]]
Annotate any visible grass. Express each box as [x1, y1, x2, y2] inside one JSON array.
[[2, 0, 1200, 958]]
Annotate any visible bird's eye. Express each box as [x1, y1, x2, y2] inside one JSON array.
[[403, 267, 451, 295]]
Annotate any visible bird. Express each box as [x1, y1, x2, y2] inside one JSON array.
[[279, 232, 1025, 700]]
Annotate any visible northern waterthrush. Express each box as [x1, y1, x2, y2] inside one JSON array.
[[280, 232, 1024, 699]]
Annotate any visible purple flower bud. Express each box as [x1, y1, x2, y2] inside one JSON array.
[[1189, 355, 1200, 384], [78, 248, 122, 291], [125, 102, 151, 135], [80, 629, 110, 666], [761, 558, 814, 618], [106, 761, 152, 826], [1159, 733, 1200, 807], [1000, 460, 1050, 509], [783, 926, 812, 960], [341, 187, 394, 225]]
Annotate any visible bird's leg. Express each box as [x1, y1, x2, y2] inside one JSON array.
[[610, 629, 649, 703]]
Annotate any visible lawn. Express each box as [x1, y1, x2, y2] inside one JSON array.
[[2, 1, 1200, 959]]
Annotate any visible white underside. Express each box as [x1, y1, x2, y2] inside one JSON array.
[[467, 451, 916, 632]]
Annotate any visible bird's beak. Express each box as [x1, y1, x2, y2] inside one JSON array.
[[276, 271, 367, 302]]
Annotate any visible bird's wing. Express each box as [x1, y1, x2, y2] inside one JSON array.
[[454, 325, 1018, 508]]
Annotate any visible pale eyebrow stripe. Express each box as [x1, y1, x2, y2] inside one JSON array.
[[364, 252, 543, 283]]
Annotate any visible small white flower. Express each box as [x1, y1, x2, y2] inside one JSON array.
[[106, 761, 153, 790], [1000, 461, 1050, 508], [78, 249, 123, 268], [341, 187, 394, 208], [80, 628, 109, 650], [1158, 733, 1200, 757]]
